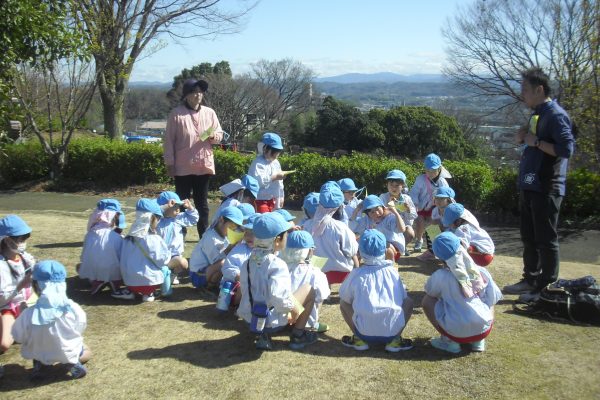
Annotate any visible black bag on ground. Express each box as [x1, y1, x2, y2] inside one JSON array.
[[514, 276, 600, 325]]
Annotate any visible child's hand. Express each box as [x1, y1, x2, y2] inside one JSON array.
[[182, 199, 193, 210], [272, 172, 285, 181]]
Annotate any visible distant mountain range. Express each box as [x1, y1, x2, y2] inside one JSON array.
[[314, 72, 447, 84]]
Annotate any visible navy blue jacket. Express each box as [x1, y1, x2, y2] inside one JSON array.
[[518, 100, 574, 195]]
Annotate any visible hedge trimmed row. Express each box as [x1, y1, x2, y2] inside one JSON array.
[[1, 137, 599, 222]]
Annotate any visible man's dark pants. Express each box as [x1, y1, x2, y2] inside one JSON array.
[[175, 174, 211, 237]]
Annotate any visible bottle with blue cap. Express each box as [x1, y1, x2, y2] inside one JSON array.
[[216, 281, 234, 312], [250, 303, 270, 333]]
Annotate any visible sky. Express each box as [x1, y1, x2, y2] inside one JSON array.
[[130, 0, 469, 83]]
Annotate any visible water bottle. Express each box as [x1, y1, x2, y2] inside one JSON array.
[[250, 303, 269, 333], [216, 281, 233, 312]]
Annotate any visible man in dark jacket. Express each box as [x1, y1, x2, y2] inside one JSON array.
[[503, 67, 575, 301]]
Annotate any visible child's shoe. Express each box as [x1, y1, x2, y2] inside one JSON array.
[[255, 333, 273, 351], [69, 362, 87, 379], [385, 336, 414, 352], [172, 274, 180, 285], [289, 330, 318, 350], [341, 335, 369, 351], [30, 359, 43, 380], [416, 250, 437, 262], [142, 293, 155, 302], [470, 339, 485, 352], [111, 288, 135, 300], [430, 336, 461, 354], [413, 239, 423, 253]]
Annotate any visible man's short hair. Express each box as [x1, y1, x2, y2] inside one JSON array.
[[521, 67, 551, 97]]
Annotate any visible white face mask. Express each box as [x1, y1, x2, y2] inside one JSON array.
[[6, 237, 27, 254]]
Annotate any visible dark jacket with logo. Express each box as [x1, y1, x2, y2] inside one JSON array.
[[518, 100, 574, 195]]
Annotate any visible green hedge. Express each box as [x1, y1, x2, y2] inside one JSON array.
[[1, 138, 598, 222]]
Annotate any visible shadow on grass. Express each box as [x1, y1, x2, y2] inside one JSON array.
[[0, 363, 75, 392], [33, 241, 83, 249]]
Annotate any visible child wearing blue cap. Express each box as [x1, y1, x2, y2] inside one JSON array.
[[12, 260, 92, 379], [238, 212, 318, 350], [79, 199, 133, 300], [248, 132, 292, 213], [379, 170, 418, 254], [156, 191, 199, 285], [212, 175, 259, 225], [280, 230, 331, 333], [338, 178, 363, 224], [339, 229, 413, 352], [409, 153, 451, 253], [298, 192, 319, 232], [189, 206, 244, 289], [423, 232, 502, 353], [120, 199, 172, 302], [415, 186, 457, 262], [310, 182, 359, 285], [350, 195, 407, 262], [442, 203, 495, 267], [0, 215, 36, 377]]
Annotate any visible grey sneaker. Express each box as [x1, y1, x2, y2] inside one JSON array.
[[111, 288, 135, 300], [255, 333, 273, 351], [503, 279, 536, 295], [413, 239, 423, 253], [289, 330, 318, 350], [69, 362, 87, 379]]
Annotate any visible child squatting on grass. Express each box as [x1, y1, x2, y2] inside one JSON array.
[[12, 260, 92, 380], [0, 215, 35, 379], [238, 212, 318, 351], [422, 232, 502, 353]]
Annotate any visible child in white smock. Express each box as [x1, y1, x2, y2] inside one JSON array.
[[298, 192, 319, 232], [422, 232, 502, 353], [338, 178, 363, 225], [212, 175, 258, 224], [416, 186, 457, 262], [339, 229, 414, 352], [379, 169, 417, 252]]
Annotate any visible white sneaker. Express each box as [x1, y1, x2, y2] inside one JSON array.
[[172, 275, 180, 285], [111, 289, 135, 300], [413, 239, 423, 253], [142, 293, 155, 302]]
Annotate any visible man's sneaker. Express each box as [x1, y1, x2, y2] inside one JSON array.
[[90, 281, 108, 295], [111, 289, 135, 300], [416, 250, 437, 262], [314, 322, 329, 333], [289, 330, 318, 350], [341, 335, 369, 351], [30, 359, 43, 380], [470, 339, 485, 352], [385, 336, 414, 352], [413, 239, 423, 253], [503, 279, 536, 295], [255, 333, 273, 351], [172, 275, 180, 285], [430, 336, 461, 354], [518, 291, 541, 303], [69, 362, 87, 379], [142, 293, 155, 302]]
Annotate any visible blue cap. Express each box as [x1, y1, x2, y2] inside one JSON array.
[[359, 229, 386, 257], [362, 195, 384, 212], [319, 181, 344, 208], [424, 153, 442, 170], [0, 215, 32, 237], [274, 209, 296, 222], [242, 213, 260, 230], [252, 212, 292, 239], [97, 199, 121, 212], [136, 199, 163, 217], [32, 260, 67, 283], [386, 169, 407, 182], [303, 192, 320, 218], [287, 230, 315, 249], [435, 186, 455, 198], [117, 213, 127, 229], [442, 203, 465, 227], [237, 203, 256, 219], [218, 206, 244, 226], [241, 174, 259, 198], [338, 178, 358, 192], [432, 231, 461, 261], [157, 191, 183, 206], [261, 132, 283, 150]]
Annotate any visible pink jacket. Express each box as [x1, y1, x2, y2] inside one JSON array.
[[163, 105, 223, 176]]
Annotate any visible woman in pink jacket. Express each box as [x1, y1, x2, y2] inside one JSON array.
[[163, 79, 223, 236]]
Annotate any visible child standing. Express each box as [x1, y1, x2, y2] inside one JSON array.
[[410, 153, 451, 253], [0, 215, 35, 378], [79, 199, 132, 299], [442, 203, 495, 267], [189, 206, 244, 288], [120, 199, 171, 302], [379, 170, 417, 253], [422, 232, 502, 353], [280, 230, 331, 333], [311, 182, 359, 285], [238, 213, 318, 350], [12, 260, 92, 379], [156, 191, 199, 285], [248, 132, 291, 212], [338, 178, 363, 224], [339, 229, 413, 352]]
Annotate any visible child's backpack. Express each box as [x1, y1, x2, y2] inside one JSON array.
[[514, 276, 600, 325]]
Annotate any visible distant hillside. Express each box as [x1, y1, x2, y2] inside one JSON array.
[[129, 81, 171, 88], [314, 72, 447, 84]]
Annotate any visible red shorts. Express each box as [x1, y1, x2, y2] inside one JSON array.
[[1, 304, 23, 318], [468, 246, 494, 266], [127, 285, 159, 296], [256, 199, 275, 213], [325, 271, 350, 285], [439, 324, 493, 344], [417, 209, 433, 218]]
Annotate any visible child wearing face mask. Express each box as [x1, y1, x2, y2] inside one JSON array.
[[0, 215, 35, 378], [189, 206, 244, 289], [379, 170, 418, 255]]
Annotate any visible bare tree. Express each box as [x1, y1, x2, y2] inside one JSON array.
[[74, 0, 256, 140], [442, 0, 600, 167], [13, 58, 96, 179]]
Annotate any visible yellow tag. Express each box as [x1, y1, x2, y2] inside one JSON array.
[[283, 170, 296, 175], [425, 224, 442, 240], [311, 256, 328, 269], [529, 115, 539, 135]]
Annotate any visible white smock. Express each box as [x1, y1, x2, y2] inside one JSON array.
[[79, 228, 123, 282], [0, 252, 35, 310], [221, 241, 252, 282], [156, 208, 199, 257], [351, 213, 406, 253], [312, 214, 358, 273], [247, 154, 284, 207], [288, 261, 331, 328], [189, 227, 229, 273], [379, 192, 418, 226], [409, 174, 449, 211], [452, 210, 495, 255]]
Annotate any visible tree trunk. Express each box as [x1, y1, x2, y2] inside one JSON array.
[[99, 83, 126, 140], [49, 149, 67, 181]]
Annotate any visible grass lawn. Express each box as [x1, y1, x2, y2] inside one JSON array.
[[0, 203, 599, 399]]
